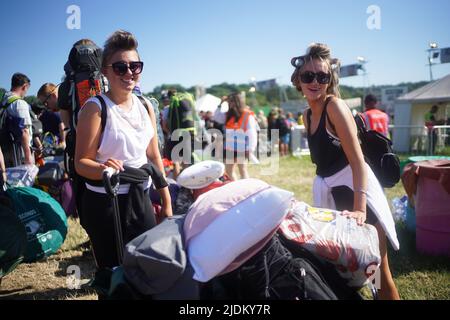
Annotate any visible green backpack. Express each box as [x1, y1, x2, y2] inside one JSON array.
[[0, 203, 27, 278], [6, 187, 68, 262], [168, 92, 197, 134]]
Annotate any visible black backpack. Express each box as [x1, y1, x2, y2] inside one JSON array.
[[61, 44, 105, 178], [0, 95, 41, 167], [29, 109, 43, 141], [211, 234, 361, 300], [322, 98, 400, 188], [0, 99, 18, 161], [66, 44, 105, 128], [354, 113, 400, 188]]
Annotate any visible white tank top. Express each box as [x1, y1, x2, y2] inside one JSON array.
[[84, 94, 154, 194]]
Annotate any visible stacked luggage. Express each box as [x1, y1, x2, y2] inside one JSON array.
[[102, 161, 380, 300]]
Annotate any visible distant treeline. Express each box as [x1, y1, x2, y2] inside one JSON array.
[[0, 80, 430, 109]]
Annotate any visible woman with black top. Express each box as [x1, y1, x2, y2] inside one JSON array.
[[291, 43, 399, 300]]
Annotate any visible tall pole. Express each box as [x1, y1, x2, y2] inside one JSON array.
[[428, 50, 434, 81], [428, 42, 438, 81], [357, 57, 368, 112]]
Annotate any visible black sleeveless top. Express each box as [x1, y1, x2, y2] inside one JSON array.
[[306, 98, 348, 178]]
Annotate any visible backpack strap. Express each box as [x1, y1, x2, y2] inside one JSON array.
[[94, 95, 150, 135], [306, 109, 312, 135], [95, 95, 108, 134], [323, 96, 336, 133], [354, 113, 368, 140], [1, 95, 22, 109], [136, 95, 150, 114]]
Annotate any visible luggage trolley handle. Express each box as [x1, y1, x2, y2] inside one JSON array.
[[102, 167, 124, 264], [103, 167, 120, 196]]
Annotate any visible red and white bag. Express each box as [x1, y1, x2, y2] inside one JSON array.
[[279, 201, 381, 288]]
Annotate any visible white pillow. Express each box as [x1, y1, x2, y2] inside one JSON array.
[[184, 178, 270, 244], [187, 186, 294, 282], [177, 160, 225, 189]]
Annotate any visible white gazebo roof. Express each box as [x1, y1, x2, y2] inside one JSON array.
[[397, 73, 450, 103]]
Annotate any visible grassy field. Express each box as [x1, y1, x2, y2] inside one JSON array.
[[1, 156, 449, 300]]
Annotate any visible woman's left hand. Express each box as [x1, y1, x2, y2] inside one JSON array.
[[341, 210, 366, 226]]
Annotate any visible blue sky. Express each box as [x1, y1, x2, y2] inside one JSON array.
[[1, 0, 450, 96]]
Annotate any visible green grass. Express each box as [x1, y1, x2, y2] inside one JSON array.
[[2, 156, 449, 300], [249, 156, 450, 300]]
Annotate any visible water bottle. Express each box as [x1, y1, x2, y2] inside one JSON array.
[[392, 197, 407, 222]]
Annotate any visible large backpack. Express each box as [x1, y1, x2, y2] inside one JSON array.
[[62, 43, 106, 178], [0, 95, 38, 167], [168, 92, 197, 134], [354, 113, 400, 188], [0, 97, 21, 167]]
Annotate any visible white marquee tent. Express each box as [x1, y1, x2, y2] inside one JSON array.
[[393, 73, 450, 152], [195, 94, 228, 113]]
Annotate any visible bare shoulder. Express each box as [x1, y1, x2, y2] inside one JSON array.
[[78, 101, 102, 119], [327, 97, 352, 118]]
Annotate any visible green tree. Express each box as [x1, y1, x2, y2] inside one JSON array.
[[147, 83, 197, 101], [24, 95, 40, 106]]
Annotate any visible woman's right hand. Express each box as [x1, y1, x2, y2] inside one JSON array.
[[341, 210, 367, 226], [102, 158, 125, 172]]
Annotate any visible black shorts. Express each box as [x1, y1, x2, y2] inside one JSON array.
[[330, 185, 379, 226], [81, 188, 155, 268]]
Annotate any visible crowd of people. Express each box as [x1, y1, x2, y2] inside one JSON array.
[[0, 32, 404, 299]]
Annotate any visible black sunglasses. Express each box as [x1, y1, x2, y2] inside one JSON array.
[[107, 61, 144, 76], [299, 71, 331, 84]]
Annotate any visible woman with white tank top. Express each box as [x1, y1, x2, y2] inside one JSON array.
[[75, 30, 172, 270]]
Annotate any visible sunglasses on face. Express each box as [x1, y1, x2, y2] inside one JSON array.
[[299, 71, 331, 84], [107, 61, 144, 76]]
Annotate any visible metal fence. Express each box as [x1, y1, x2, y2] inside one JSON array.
[[289, 125, 450, 156], [290, 125, 310, 156], [390, 125, 450, 155]]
